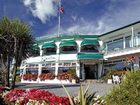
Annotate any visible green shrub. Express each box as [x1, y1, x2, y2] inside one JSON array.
[[62, 83, 104, 105], [105, 71, 140, 105]]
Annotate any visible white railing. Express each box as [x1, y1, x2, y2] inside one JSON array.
[[104, 46, 140, 58]]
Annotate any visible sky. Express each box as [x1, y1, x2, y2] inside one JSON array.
[[0, 0, 140, 38]]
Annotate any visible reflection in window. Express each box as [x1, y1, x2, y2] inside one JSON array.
[[31, 50, 40, 57], [41, 67, 55, 73], [60, 46, 77, 53], [138, 35, 140, 46], [58, 67, 76, 73], [26, 68, 38, 74], [107, 38, 123, 51], [125, 36, 131, 48], [81, 45, 98, 52], [43, 48, 56, 55]]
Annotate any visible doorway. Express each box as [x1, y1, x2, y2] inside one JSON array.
[[84, 64, 97, 79]]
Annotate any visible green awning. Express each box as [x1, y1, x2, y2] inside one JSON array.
[[42, 42, 56, 49], [81, 39, 99, 46], [77, 53, 103, 59], [60, 40, 77, 47], [32, 45, 40, 51]]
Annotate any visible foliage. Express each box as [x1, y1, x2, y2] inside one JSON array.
[[101, 69, 126, 81], [105, 71, 140, 105], [62, 83, 105, 105], [39, 73, 55, 81], [2, 88, 70, 105], [23, 74, 38, 81], [57, 69, 79, 83], [0, 17, 34, 88], [15, 75, 21, 82]]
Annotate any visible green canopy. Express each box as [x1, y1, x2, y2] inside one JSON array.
[[81, 39, 99, 46], [32, 45, 40, 51], [77, 53, 103, 59], [60, 40, 77, 47], [42, 42, 56, 49]]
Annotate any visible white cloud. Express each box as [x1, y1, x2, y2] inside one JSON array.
[[23, 0, 32, 6], [23, 0, 59, 23], [63, 0, 140, 35]]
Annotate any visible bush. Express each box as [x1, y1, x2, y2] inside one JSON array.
[[105, 71, 140, 105]]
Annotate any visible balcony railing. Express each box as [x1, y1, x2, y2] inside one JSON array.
[[104, 45, 140, 56]]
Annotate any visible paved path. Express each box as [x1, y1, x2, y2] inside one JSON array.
[[16, 83, 115, 97]]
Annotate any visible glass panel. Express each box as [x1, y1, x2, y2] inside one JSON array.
[[43, 48, 56, 55], [81, 45, 99, 52], [125, 36, 131, 48], [26, 68, 38, 74], [60, 46, 77, 53], [133, 35, 137, 47], [58, 67, 76, 73], [107, 38, 123, 51], [138, 35, 140, 46], [41, 67, 55, 73]]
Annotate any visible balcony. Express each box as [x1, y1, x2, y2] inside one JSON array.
[[104, 46, 140, 59]]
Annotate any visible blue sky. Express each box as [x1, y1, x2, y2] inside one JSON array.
[[0, 0, 140, 37]]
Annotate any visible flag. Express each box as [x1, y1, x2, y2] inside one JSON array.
[[59, 5, 64, 14]]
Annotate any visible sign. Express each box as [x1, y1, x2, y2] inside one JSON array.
[[42, 56, 56, 62]]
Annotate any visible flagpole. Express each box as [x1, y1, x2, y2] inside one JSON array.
[[58, 0, 61, 37]]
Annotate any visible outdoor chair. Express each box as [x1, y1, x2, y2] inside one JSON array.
[[112, 75, 120, 84]]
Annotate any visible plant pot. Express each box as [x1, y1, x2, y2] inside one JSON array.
[[72, 79, 76, 84], [107, 79, 112, 84]]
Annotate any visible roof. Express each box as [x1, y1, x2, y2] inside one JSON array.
[[36, 35, 99, 45], [100, 21, 140, 37]]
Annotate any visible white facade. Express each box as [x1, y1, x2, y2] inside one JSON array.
[[100, 21, 140, 71], [20, 36, 102, 83], [20, 21, 140, 84]]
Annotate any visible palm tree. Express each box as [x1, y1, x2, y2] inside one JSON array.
[[0, 17, 33, 88], [10, 19, 33, 88], [0, 17, 13, 87]]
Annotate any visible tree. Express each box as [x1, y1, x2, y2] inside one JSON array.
[[0, 17, 33, 88], [11, 19, 33, 88]]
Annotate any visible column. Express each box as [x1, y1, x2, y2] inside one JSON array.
[[55, 42, 60, 76], [123, 36, 125, 49], [38, 63, 42, 82], [76, 61, 80, 78], [39, 45, 43, 56]]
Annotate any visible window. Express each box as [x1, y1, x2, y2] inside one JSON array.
[[81, 45, 99, 52], [107, 37, 123, 51], [138, 35, 140, 46], [26, 68, 38, 74], [60, 46, 77, 53], [125, 36, 131, 48], [41, 67, 55, 73], [43, 48, 56, 55]]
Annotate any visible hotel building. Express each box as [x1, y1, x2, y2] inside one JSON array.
[[20, 21, 140, 83]]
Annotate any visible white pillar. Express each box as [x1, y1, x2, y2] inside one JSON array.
[[76, 61, 80, 78], [39, 45, 43, 56], [55, 42, 60, 76], [123, 36, 125, 49], [37, 64, 42, 82], [38, 64, 42, 75]]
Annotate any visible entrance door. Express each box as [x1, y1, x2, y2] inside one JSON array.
[[84, 65, 97, 79]]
